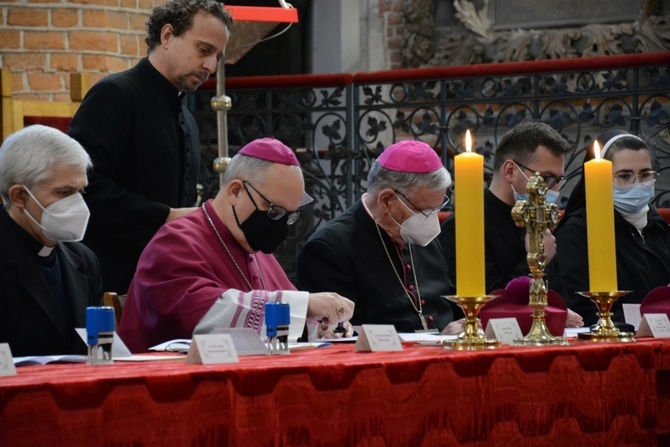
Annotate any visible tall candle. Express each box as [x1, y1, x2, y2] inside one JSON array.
[[455, 130, 485, 296], [585, 141, 617, 292]]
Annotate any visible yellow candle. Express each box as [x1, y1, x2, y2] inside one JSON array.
[[584, 141, 617, 292], [455, 130, 485, 296]]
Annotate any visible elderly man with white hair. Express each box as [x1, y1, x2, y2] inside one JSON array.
[[0, 125, 102, 356], [297, 140, 464, 334]]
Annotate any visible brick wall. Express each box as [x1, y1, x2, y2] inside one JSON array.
[[0, 0, 161, 101], [378, 0, 405, 69]]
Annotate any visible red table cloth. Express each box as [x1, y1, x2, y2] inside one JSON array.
[[2, 339, 670, 446]]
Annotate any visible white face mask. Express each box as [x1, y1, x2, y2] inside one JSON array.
[[390, 194, 441, 246], [22, 186, 90, 242]]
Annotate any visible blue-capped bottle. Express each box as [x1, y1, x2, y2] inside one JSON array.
[[86, 306, 115, 365], [265, 302, 290, 355]]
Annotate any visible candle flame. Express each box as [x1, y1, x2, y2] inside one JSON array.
[[465, 130, 472, 153], [593, 140, 601, 160]]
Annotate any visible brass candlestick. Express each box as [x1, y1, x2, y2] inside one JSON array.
[[577, 291, 635, 342], [442, 295, 501, 350], [511, 174, 569, 346]]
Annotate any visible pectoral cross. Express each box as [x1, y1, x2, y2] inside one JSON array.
[[416, 313, 437, 333]]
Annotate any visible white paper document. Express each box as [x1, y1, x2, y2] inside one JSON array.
[[150, 339, 192, 353], [398, 333, 457, 345], [623, 304, 642, 330], [13, 354, 87, 366], [115, 355, 186, 362]]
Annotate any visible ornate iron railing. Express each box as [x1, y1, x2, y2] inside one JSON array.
[[190, 52, 670, 282]]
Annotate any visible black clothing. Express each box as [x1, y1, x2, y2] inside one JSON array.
[[296, 199, 457, 333], [69, 58, 200, 294], [556, 204, 670, 326], [0, 208, 103, 356], [556, 208, 670, 326], [439, 188, 565, 294], [554, 129, 670, 326]]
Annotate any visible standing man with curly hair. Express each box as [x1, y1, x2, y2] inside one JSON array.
[[69, 0, 232, 294]]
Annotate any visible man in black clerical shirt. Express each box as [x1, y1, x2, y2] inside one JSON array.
[[438, 121, 583, 327], [0, 125, 103, 356], [69, 0, 233, 294]]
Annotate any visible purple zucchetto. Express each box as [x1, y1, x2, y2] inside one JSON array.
[[640, 285, 670, 322], [238, 138, 301, 167], [238, 137, 313, 206], [377, 140, 444, 173]]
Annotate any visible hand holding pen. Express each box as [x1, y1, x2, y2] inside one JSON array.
[[318, 321, 354, 339]]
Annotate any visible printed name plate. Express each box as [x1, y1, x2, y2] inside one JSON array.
[[186, 334, 239, 364], [355, 325, 403, 352], [485, 318, 523, 344], [636, 313, 670, 338]]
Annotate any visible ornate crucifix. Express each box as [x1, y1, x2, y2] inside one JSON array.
[[511, 173, 567, 345]]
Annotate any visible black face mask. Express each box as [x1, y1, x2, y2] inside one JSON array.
[[233, 206, 289, 253]]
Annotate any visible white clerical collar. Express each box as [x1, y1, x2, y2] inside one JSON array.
[[38, 245, 55, 257]]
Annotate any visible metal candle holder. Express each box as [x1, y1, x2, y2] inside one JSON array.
[[442, 295, 501, 350], [511, 174, 569, 346], [576, 291, 635, 342]]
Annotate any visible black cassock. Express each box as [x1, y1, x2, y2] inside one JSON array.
[[297, 199, 458, 333]]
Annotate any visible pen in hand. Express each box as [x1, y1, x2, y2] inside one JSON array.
[[333, 322, 347, 337]]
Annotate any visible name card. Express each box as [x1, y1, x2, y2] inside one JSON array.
[[75, 328, 133, 358], [355, 325, 402, 352], [0, 343, 17, 377], [636, 313, 670, 338], [484, 318, 523, 345], [623, 304, 642, 330], [209, 327, 268, 355], [186, 334, 239, 364]]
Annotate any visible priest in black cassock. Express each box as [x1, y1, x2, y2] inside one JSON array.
[[0, 125, 103, 356], [69, 0, 233, 294], [297, 140, 463, 334]]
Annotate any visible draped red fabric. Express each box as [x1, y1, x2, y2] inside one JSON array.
[[1, 340, 669, 446]]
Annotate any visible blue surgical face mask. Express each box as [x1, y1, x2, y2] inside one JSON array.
[[545, 189, 560, 205], [613, 182, 655, 214], [512, 185, 559, 204], [511, 186, 527, 202], [511, 164, 560, 204], [511, 164, 527, 202]]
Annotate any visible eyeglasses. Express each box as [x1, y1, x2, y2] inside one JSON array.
[[394, 190, 450, 218], [242, 181, 301, 225], [613, 170, 659, 187], [513, 160, 567, 189]]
